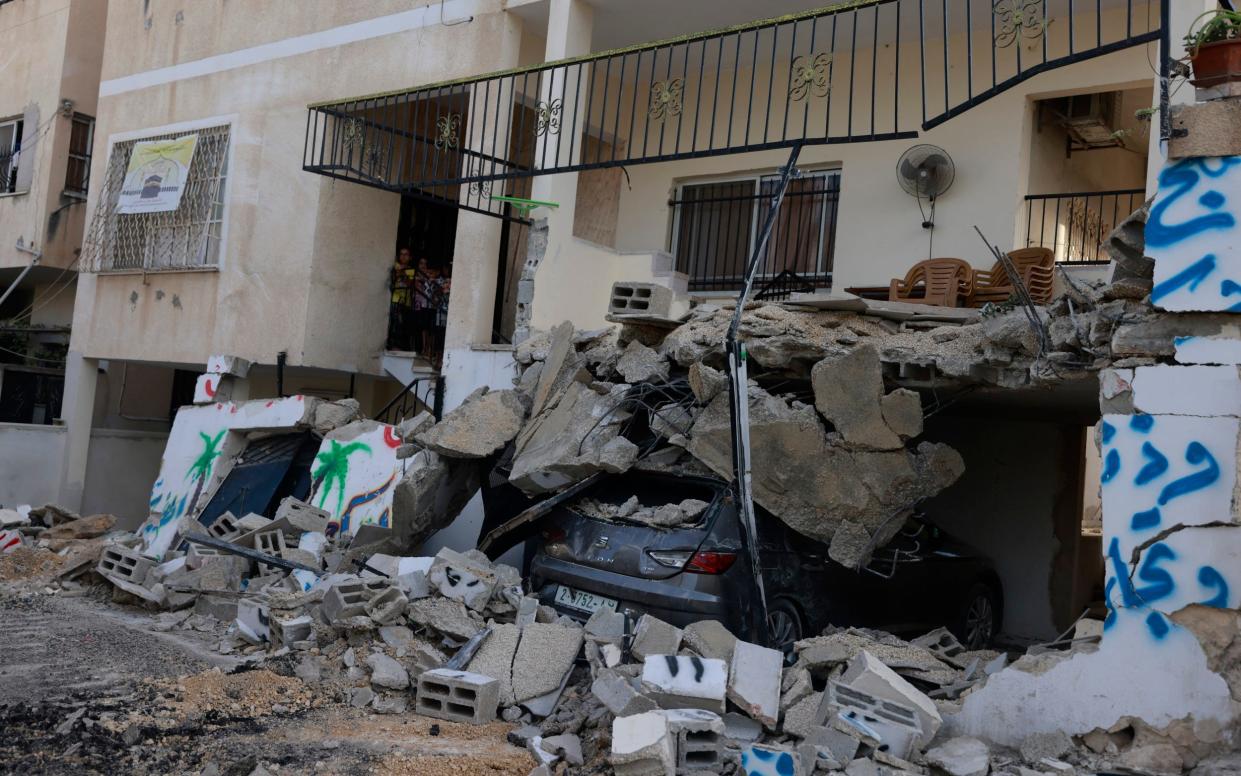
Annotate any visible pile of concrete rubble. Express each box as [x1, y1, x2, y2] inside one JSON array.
[[0, 502, 1106, 775]]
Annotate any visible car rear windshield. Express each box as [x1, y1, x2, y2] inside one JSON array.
[[567, 474, 719, 529]]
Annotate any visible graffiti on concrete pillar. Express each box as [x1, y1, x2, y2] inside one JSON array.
[[310, 423, 403, 538], [1148, 156, 1241, 311], [1100, 413, 1241, 640]]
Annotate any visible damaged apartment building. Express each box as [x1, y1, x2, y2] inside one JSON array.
[[3, 0, 1241, 774]]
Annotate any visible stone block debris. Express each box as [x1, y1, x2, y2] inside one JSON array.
[[415, 668, 500, 725], [728, 639, 783, 728], [641, 654, 728, 713], [631, 613, 683, 661], [925, 736, 992, 776], [611, 710, 676, 776], [742, 743, 803, 776], [664, 708, 727, 773]]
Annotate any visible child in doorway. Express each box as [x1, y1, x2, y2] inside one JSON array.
[[387, 248, 416, 350]]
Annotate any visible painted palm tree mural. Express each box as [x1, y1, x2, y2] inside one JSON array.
[[187, 430, 228, 509], [311, 439, 373, 516]]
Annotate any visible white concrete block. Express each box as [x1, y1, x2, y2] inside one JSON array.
[[611, 710, 675, 776], [641, 654, 728, 713], [429, 547, 497, 611], [727, 639, 783, 729], [193, 373, 232, 404], [206, 354, 252, 377], [1130, 365, 1241, 416], [1174, 335, 1241, 365], [836, 651, 940, 746], [741, 743, 803, 776]]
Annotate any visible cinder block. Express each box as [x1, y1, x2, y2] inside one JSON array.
[[271, 614, 313, 648], [252, 529, 289, 574], [631, 614, 682, 660], [236, 513, 272, 532], [364, 586, 409, 625], [741, 744, 802, 776], [611, 710, 675, 776], [641, 654, 728, 713], [832, 650, 939, 749], [428, 547, 497, 611], [415, 668, 500, 725], [236, 598, 270, 644], [910, 627, 964, 660], [322, 580, 374, 622], [664, 709, 726, 773], [275, 497, 331, 533], [820, 681, 922, 761], [727, 639, 783, 729], [185, 542, 228, 568], [610, 281, 673, 317], [206, 511, 242, 541], [96, 545, 156, 585]]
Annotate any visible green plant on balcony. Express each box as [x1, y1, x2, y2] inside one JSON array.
[[1184, 9, 1241, 87]]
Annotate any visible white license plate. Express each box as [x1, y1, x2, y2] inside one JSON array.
[[554, 585, 618, 615]]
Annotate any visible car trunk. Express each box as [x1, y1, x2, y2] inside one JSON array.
[[541, 473, 729, 580]]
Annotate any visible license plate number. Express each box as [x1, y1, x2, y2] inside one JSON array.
[[554, 585, 618, 615]]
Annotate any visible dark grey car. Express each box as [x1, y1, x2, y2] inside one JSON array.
[[485, 470, 1003, 653]]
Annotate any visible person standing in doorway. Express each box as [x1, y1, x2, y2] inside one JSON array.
[[387, 248, 416, 350], [433, 263, 452, 368], [412, 257, 436, 358]]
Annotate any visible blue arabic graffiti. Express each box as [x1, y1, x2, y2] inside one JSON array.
[[1147, 158, 1239, 248]]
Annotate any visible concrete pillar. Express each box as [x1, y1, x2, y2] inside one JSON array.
[[1145, 0, 1217, 195], [57, 350, 99, 512], [522, 0, 594, 336]]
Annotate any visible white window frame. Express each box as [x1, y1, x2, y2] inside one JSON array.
[[85, 115, 237, 273], [0, 117, 24, 196], [669, 166, 841, 291]]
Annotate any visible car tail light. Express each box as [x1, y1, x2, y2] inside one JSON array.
[[646, 549, 737, 574], [685, 551, 737, 574], [541, 526, 566, 543]]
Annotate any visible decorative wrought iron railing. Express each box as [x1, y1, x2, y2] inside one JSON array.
[[669, 171, 839, 294], [305, 0, 1161, 203], [1023, 188, 1145, 263]]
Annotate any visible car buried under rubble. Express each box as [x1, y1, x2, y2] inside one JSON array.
[[481, 469, 1003, 655]]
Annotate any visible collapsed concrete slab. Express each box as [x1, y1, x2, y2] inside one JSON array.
[[686, 386, 963, 560], [509, 380, 634, 494], [390, 449, 481, 550], [415, 388, 527, 459]]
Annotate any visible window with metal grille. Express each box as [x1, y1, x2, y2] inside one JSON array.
[[82, 124, 230, 272], [669, 170, 840, 295], [0, 118, 23, 195], [64, 114, 94, 196]]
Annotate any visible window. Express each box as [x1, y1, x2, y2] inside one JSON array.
[[669, 170, 841, 294], [64, 113, 94, 196], [82, 124, 230, 272], [0, 118, 24, 195]]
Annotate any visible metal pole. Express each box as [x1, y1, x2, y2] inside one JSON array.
[[725, 143, 802, 647]]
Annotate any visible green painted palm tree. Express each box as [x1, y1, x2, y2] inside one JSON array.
[[186, 430, 227, 510], [312, 440, 372, 515]]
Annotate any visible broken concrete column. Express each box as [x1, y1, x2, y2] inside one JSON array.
[[389, 449, 481, 550], [414, 388, 528, 459]]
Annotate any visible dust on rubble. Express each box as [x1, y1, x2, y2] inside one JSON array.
[[143, 668, 317, 722], [0, 545, 66, 581]]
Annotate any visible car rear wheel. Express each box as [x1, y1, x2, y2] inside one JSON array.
[[958, 583, 999, 649], [767, 599, 804, 660]]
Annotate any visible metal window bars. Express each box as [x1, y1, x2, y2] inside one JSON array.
[[82, 124, 231, 272], [303, 0, 1161, 203], [669, 171, 840, 295], [1023, 188, 1145, 263]]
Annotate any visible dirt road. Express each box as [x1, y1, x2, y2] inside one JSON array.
[[0, 588, 532, 775]]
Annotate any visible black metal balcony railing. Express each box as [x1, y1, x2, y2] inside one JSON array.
[[304, 0, 1161, 209], [375, 375, 444, 427], [670, 172, 839, 294], [1023, 188, 1145, 263]]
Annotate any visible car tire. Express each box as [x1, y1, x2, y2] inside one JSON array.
[[957, 583, 1000, 650], [767, 598, 804, 660]]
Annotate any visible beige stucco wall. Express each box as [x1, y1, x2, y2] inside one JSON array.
[[73, 0, 523, 375], [0, 0, 105, 279]]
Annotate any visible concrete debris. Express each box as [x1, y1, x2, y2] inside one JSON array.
[[925, 736, 992, 776], [611, 710, 676, 776], [616, 339, 671, 383], [509, 381, 634, 493], [683, 619, 738, 662], [631, 614, 683, 661], [415, 388, 528, 458], [727, 639, 783, 729], [641, 654, 729, 713], [573, 494, 708, 529], [390, 449, 481, 549]]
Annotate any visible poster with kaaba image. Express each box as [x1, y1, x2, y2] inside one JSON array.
[[117, 134, 199, 214]]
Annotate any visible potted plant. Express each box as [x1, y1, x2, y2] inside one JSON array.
[[1185, 9, 1241, 87]]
